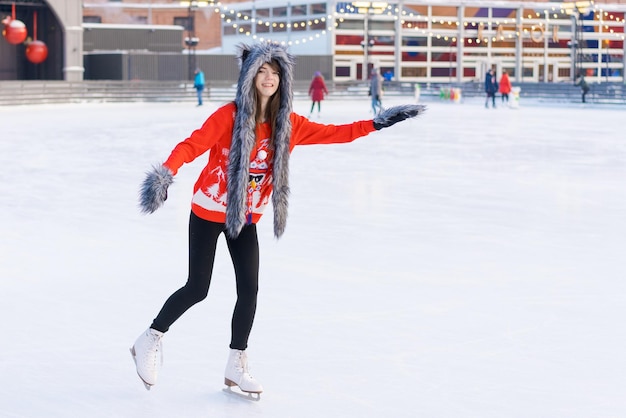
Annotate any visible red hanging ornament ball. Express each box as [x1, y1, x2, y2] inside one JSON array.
[[26, 40, 48, 64], [2, 19, 28, 45]]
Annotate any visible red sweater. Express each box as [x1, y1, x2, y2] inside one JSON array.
[[163, 102, 376, 224]]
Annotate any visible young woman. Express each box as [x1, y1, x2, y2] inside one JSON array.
[[499, 70, 512, 104], [131, 42, 425, 395], [308, 71, 328, 118]]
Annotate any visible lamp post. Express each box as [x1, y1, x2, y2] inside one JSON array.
[[564, 1, 592, 81], [360, 6, 373, 81], [360, 37, 375, 80], [574, 5, 584, 81], [184, 1, 199, 80], [449, 40, 453, 84], [354, 2, 387, 81], [605, 39, 610, 83]]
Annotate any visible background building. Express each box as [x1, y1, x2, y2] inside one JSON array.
[[2, 0, 626, 83], [217, 0, 626, 83]]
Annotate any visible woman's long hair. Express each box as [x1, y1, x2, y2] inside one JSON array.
[[254, 59, 281, 150], [228, 43, 294, 239]]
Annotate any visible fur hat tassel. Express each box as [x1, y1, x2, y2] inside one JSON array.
[[139, 164, 174, 214], [226, 42, 295, 239], [373, 105, 427, 130]]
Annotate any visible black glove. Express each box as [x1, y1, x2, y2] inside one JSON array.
[[139, 164, 174, 214], [373, 104, 427, 130]]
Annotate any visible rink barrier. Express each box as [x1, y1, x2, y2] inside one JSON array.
[[1, 80, 625, 106], [0, 80, 417, 106]]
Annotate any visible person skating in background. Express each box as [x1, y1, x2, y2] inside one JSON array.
[[131, 42, 426, 397], [484, 68, 498, 108], [193, 68, 205, 106], [369, 68, 384, 115], [308, 71, 328, 118], [575, 72, 590, 103], [499, 70, 512, 105]]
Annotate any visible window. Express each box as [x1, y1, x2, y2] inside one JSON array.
[[402, 67, 427, 77], [311, 3, 326, 15], [463, 67, 476, 77], [132, 15, 147, 24], [292, 21, 307, 32], [369, 20, 394, 31], [83, 16, 102, 23], [402, 36, 427, 47], [310, 19, 326, 30], [256, 21, 270, 33], [335, 19, 363, 30], [273, 21, 287, 32], [402, 52, 426, 62], [273, 6, 288, 17], [174, 17, 193, 31], [336, 34, 363, 46], [291, 5, 307, 16], [256, 8, 270, 18], [402, 20, 427, 30], [431, 67, 456, 77], [335, 66, 351, 77], [370, 35, 394, 46]]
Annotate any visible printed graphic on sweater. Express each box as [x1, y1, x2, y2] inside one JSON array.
[[191, 137, 273, 218]]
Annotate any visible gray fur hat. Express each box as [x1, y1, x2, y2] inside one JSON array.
[[226, 42, 296, 239]]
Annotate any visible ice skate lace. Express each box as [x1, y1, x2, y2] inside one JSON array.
[[235, 351, 255, 379], [144, 333, 163, 370]]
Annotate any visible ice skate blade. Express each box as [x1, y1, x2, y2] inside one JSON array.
[[224, 378, 262, 394], [222, 386, 261, 401], [129, 347, 153, 391]]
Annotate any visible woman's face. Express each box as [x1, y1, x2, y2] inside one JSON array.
[[255, 63, 280, 100]]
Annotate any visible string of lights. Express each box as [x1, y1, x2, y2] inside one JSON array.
[[215, 2, 625, 45], [82, 1, 626, 45]]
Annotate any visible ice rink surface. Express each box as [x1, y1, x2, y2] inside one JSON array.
[[1, 96, 625, 417]]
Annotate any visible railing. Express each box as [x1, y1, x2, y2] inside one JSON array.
[[417, 81, 626, 104], [1, 80, 625, 106], [0, 81, 198, 106]]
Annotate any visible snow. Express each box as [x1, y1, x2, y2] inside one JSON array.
[[1, 97, 625, 417]]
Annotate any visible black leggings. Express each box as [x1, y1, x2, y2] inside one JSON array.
[[151, 212, 259, 350]]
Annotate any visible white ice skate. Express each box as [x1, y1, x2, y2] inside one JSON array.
[[130, 328, 164, 390], [224, 349, 263, 399]]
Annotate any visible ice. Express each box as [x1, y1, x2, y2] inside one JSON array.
[[1, 96, 625, 417]]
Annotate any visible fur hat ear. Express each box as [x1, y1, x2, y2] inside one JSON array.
[[237, 43, 254, 70]]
